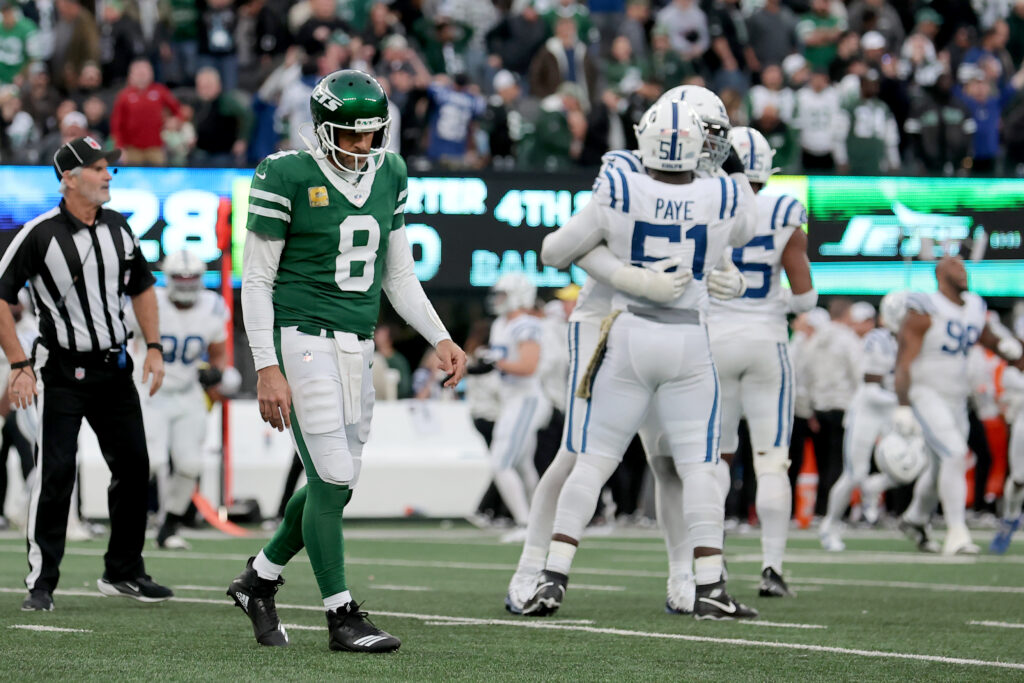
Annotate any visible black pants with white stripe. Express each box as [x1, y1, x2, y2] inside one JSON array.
[[27, 353, 149, 592]]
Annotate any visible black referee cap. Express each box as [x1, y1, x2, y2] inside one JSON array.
[[53, 136, 122, 179]]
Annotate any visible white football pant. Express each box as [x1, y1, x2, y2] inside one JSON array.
[[142, 386, 208, 517], [490, 390, 551, 526]]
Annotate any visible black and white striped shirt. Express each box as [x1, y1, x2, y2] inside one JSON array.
[[0, 200, 155, 353]]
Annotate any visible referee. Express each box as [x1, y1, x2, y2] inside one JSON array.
[[0, 136, 173, 611]]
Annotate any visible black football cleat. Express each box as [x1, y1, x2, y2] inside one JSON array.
[[97, 575, 173, 602], [521, 570, 568, 617], [694, 581, 759, 620], [899, 519, 940, 553], [226, 557, 289, 646], [327, 601, 401, 653], [21, 589, 54, 611], [758, 567, 795, 598]]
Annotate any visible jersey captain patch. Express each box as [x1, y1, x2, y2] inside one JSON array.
[[308, 186, 329, 207]]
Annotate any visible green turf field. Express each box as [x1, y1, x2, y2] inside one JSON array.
[[1, 523, 1023, 681]]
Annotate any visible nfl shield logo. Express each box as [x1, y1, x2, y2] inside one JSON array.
[[74, 367, 85, 380], [84, 137, 102, 150]]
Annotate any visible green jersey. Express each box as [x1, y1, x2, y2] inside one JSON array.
[[844, 98, 896, 175], [246, 149, 407, 339], [0, 16, 38, 84]]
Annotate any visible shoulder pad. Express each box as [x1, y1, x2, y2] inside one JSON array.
[[599, 150, 643, 175], [592, 166, 634, 213], [906, 291, 934, 315], [770, 195, 807, 231]]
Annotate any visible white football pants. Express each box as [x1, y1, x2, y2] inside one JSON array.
[[142, 385, 208, 516], [490, 389, 551, 526]]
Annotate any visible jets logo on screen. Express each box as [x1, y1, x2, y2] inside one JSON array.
[[819, 202, 972, 258], [312, 84, 343, 112]]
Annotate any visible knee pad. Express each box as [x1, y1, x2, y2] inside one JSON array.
[[753, 446, 791, 477]]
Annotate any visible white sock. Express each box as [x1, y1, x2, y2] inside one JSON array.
[[938, 456, 967, 533], [545, 540, 577, 575], [694, 554, 723, 586], [756, 472, 791, 573], [323, 590, 353, 611], [253, 550, 285, 581], [823, 471, 854, 530], [651, 456, 690, 583], [521, 449, 577, 564], [516, 544, 546, 575], [903, 458, 938, 526], [715, 459, 732, 501], [494, 469, 531, 526], [1004, 478, 1024, 520]]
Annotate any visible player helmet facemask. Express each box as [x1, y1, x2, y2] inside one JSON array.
[[659, 85, 732, 173], [162, 249, 206, 307], [488, 273, 537, 316], [308, 69, 391, 176], [634, 99, 705, 173], [726, 126, 780, 185]]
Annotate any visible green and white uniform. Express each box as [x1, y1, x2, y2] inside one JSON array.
[[242, 147, 450, 600]]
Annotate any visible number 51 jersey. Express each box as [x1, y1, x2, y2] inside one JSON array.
[[707, 192, 806, 342]]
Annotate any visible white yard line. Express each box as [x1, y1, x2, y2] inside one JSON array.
[[573, 584, 626, 592], [175, 583, 433, 593], [9, 624, 92, 633], [730, 574, 1024, 595], [968, 620, 1024, 629], [1, 587, 1018, 671], [735, 620, 827, 630]]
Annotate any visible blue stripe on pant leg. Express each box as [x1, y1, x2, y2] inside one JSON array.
[[782, 345, 795, 443], [566, 322, 579, 453], [706, 362, 721, 463], [774, 343, 787, 447], [911, 404, 952, 459]]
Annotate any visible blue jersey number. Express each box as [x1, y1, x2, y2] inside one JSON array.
[[731, 235, 774, 299], [940, 321, 980, 356], [631, 221, 707, 278], [160, 334, 206, 365]]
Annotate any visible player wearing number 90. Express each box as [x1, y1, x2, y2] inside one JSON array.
[[231, 70, 467, 651], [706, 127, 815, 599], [895, 256, 1024, 555]]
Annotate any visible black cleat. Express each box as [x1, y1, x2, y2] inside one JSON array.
[[758, 567, 795, 598], [21, 589, 54, 611], [227, 557, 289, 646], [97, 575, 173, 602], [327, 601, 401, 652], [694, 581, 759, 620], [521, 570, 568, 617], [899, 519, 940, 553]]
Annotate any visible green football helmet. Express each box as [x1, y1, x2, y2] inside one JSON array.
[[309, 69, 391, 174]]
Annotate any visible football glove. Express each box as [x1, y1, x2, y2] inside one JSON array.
[[198, 364, 223, 389], [610, 258, 691, 304], [721, 145, 746, 175], [706, 261, 747, 300], [891, 405, 921, 437]]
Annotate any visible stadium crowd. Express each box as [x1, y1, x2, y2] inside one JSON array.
[[1, 0, 1024, 174]]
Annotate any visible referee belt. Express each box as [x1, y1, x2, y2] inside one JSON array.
[[45, 343, 128, 368]]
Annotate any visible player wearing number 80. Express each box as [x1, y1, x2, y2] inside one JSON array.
[[706, 127, 815, 598], [232, 70, 467, 651]]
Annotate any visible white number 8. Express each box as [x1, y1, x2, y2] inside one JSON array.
[[336, 215, 381, 292]]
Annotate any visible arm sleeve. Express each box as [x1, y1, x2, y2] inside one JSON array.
[[540, 199, 606, 269], [123, 229, 156, 296], [241, 230, 285, 370], [575, 244, 629, 286], [382, 227, 451, 347]]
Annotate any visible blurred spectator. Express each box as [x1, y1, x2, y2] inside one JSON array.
[[361, 0, 404, 56], [0, 84, 39, 162], [588, 0, 625, 58], [52, 0, 100, 92], [111, 58, 181, 164], [486, 2, 547, 77], [846, 0, 904, 51], [542, 0, 597, 45], [276, 46, 341, 150], [444, 0, 499, 87], [745, 0, 798, 75], [519, 82, 587, 170], [197, 0, 240, 91], [98, 0, 144, 86], [796, 0, 845, 72], [835, 71, 900, 174], [21, 0, 56, 64], [82, 93, 109, 138], [900, 29, 945, 88], [162, 102, 195, 164], [904, 71, 975, 175], [975, 0, 1014, 31], [745, 62, 793, 122], [190, 66, 250, 166], [619, 0, 651, 63], [21, 63, 60, 132], [160, 0, 200, 85], [706, 0, 749, 93], [0, 0, 38, 86], [783, 52, 811, 91], [528, 15, 598, 104], [792, 67, 843, 170], [425, 72, 485, 167], [754, 103, 797, 171], [604, 35, 644, 96], [1003, 91, 1024, 173], [37, 107, 89, 164], [1009, 0, 1024, 68], [964, 20, 1015, 87], [413, 10, 472, 76], [295, 0, 350, 54], [828, 30, 861, 83], [580, 87, 635, 164], [245, 0, 291, 67], [656, 0, 708, 62], [643, 22, 696, 90], [374, 324, 413, 399], [70, 61, 106, 107], [859, 30, 909, 143], [481, 69, 527, 168], [956, 61, 1024, 173], [412, 350, 447, 399]]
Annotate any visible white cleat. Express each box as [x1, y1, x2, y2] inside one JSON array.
[[504, 569, 539, 615], [66, 518, 95, 542], [820, 531, 845, 552], [943, 526, 980, 556], [499, 527, 528, 544], [157, 534, 192, 550]]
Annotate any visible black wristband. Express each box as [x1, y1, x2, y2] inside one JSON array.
[[147, 342, 163, 351], [10, 359, 31, 369]]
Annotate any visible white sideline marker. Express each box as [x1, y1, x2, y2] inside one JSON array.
[[1, 587, 1021, 671], [10, 624, 92, 633], [968, 620, 1024, 630]]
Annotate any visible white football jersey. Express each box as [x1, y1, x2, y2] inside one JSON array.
[[861, 326, 898, 391], [590, 166, 747, 313], [708, 192, 806, 340], [129, 288, 229, 393], [489, 312, 544, 393], [907, 290, 987, 399]]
